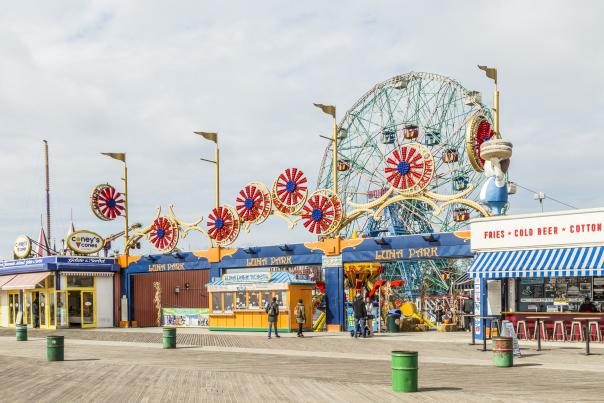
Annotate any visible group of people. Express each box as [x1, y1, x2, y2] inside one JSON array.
[[351, 294, 374, 338], [433, 295, 475, 330], [265, 294, 375, 339], [265, 297, 307, 339]]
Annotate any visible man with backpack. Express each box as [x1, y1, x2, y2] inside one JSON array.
[[266, 296, 280, 339]]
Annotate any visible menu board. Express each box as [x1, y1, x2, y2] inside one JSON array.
[[593, 277, 604, 302]]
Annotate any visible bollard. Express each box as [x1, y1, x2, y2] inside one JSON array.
[[492, 337, 513, 367], [163, 327, 177, 349], [47, 335, 64, 361], [16, 324, 28, 341], [391, 351, 418, 393]]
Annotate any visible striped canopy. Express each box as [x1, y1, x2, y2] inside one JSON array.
[[469, 246, 604, 279]]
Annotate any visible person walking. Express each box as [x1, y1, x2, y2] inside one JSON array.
[[434, 301, 444, 325], [294, 299, 306, 337], [462, 295, 474, 331], [364, 297, 374, 336], [352, 294, 367, 338], [266, 296, 280, 339]]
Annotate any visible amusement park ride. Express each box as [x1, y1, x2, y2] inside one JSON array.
[[88, 67, 514, 301]]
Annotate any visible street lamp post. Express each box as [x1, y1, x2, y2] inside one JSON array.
[[101, 152, 129, 258], [478, 65, 500, 138], [313, 103, 338, 195], [194, 132, 220, 209]]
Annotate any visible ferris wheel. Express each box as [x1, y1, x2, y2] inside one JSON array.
[[317, 72, 495, 238]]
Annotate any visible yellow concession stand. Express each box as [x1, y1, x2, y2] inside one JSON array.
[[206, 271, 315, 332]]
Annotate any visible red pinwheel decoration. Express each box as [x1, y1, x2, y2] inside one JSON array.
[[384, 143, 434, 193], [301, 191, 342, 236], [235, 182, 271, 224], [272, 168, 308, 214], [207, 205, 240, 246], [90, 184, 125, 221], [148, 216, 180, 253]]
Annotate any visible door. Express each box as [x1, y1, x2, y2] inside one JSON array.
[[68, 291, 82, 328], [82, 291, 95, 328], [56, 291, 68, 328], [24, 293, 31, 326], [8, 293, 19, 326], [38, 292, 47, 328]]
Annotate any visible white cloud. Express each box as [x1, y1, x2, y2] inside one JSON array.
[[1, 0, 603, 258]]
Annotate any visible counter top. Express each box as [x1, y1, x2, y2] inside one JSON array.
[[502, 312, 604, 315]]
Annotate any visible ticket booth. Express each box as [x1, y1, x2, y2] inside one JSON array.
[[206, 271, 315, 332]]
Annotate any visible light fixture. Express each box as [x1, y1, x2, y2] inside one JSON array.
[[533, 192, 546, 213], [146, 255, 159, 262], [421, 233, 440, 243], [374, 237, 390, 246], [243, 247, 258, 254], [174, 287, 180, 294], [171, 250, 185, 259], [279, 244, 293, 252]]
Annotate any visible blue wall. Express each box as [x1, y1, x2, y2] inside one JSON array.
[[122, 232, 473, 326]]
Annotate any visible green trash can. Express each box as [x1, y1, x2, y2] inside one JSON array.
[[392, 351, 418, 393], [47, 335, 64, 362], [492, 337, 513, 367], [387, 314, 400, 333], [16, 324, 28, 341], [163, 327, 177, 349]]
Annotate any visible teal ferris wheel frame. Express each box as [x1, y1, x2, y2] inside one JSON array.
[[317, 71, 494, 238]]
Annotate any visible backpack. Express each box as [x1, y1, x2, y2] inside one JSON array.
[[268, 302, 277, 316]]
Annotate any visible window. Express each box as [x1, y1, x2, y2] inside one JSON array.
[[248, 291, 260, 309], [236, 290, 246, 309], [67, 276, 94, 288], [212, 293, 223, 313], [279, 291, 287, 309], [46, 275, 55, 289], [57, 292, 68, 327], [49, 292, 55, 326], [223, 292, 234, 313]]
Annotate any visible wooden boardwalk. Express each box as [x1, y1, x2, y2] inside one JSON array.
[[0, 329, 603, 402]]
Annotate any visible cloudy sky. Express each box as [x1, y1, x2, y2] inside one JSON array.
[[1, 1, 603, 259]]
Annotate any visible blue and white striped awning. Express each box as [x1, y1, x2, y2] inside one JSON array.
[[469, 246, 604, 279]]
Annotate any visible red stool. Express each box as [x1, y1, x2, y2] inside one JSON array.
[[552, 321, 567, 342], [569, 321, 584, 342], [588, 321, 602, 342], [516, 320, 529, 340], [532, 320, 547, 341]]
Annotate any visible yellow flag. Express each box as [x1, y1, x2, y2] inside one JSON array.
[[101, 152, 126, 162], [478, 65, 497, 82], [194, 131, 218, 143], [313, 103, 336, 118]]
